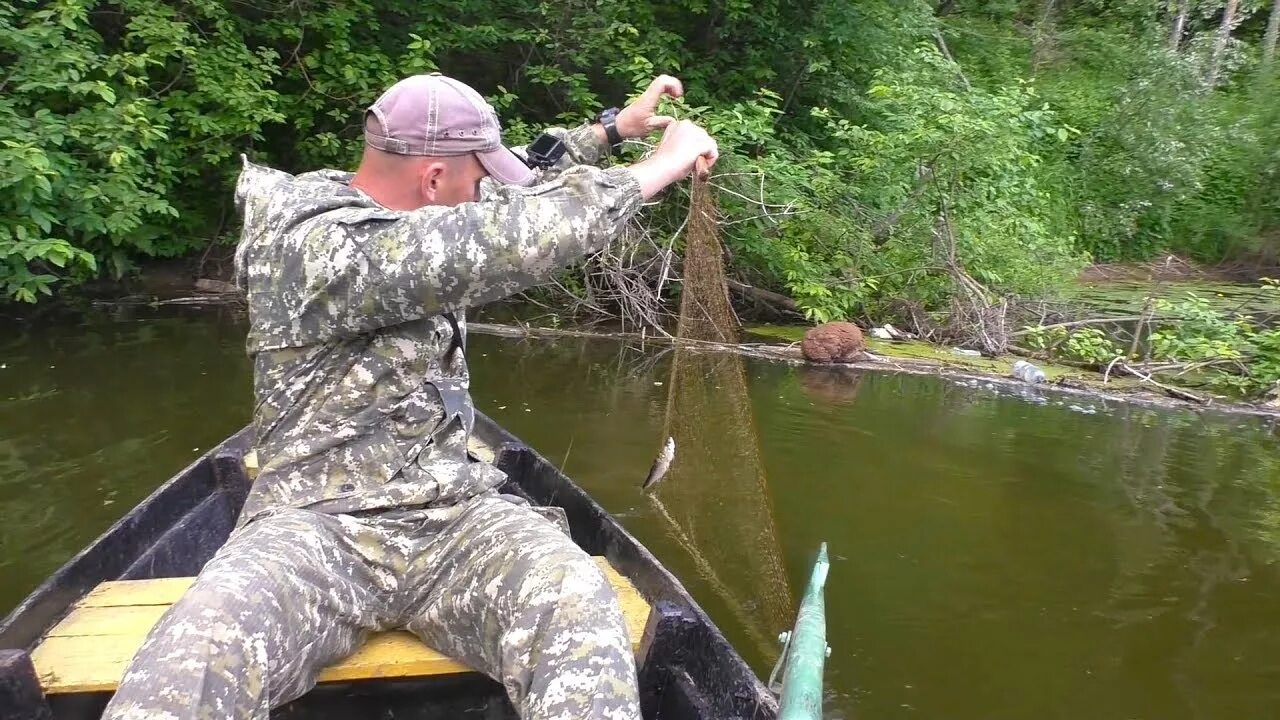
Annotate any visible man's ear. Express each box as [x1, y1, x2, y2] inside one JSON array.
[[419, 162, 446, 203]]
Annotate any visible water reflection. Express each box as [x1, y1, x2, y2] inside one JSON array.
[[796, 366, 864, 405]]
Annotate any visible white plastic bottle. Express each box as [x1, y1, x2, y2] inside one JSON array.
[[1012, 359, 1047, 384]]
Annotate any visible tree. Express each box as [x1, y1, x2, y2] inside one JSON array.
[[1032, 0, 1059, 72], [1265, 0, 1280, 67], [1170, 0, 1194, 50], [1207, 0, 1241, 87]]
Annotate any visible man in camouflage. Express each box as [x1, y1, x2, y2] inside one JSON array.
[[101, 73, 718, 720]]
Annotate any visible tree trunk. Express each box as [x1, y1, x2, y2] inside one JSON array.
[[1207, 0, 1240, 88], [1170, 0, 1191, 52], [1265, 0, 1280, 68], [1032, 0, 1058, 73], [932, 31, 972, 91]]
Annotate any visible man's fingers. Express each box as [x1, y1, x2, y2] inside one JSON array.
[[700, 135, 719, 171], [647, 75, 683, 100], [646, 115, 676, 130]]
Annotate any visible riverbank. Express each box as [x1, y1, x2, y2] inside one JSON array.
[[32, 254, 1280, 419], [466, 321, 1280, 420]]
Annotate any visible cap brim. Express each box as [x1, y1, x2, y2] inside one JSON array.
[[477, 146, 536, 187]]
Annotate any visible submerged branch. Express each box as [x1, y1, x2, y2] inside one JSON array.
[[1119, 362, 1207, 404], [1008, 315, 1166, 338]]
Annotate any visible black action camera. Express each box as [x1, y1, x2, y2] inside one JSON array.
[[525, 133, 567, 169]]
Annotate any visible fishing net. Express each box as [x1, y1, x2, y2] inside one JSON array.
[[648, 170, 794, 665], [674, 170, 739, 343]]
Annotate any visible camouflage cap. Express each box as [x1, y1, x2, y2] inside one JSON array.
[[365, 73, 535, 186]]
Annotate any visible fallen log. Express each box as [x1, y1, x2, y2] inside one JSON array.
[[726, 280, 804, 316]]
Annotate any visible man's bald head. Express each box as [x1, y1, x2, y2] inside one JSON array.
[[352, 116, 490, 210]]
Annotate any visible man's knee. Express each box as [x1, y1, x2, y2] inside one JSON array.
[[519, 548, 622, 621], [170, 578, 261, 632], [134, 574, 272, 672], [108, 580, 274, 720], [506, 551, 638, 719]]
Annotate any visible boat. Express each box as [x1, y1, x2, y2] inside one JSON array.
[[0, 414, 779, 719]]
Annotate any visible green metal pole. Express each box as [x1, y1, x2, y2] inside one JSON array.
[[778, 542, 830, 720]]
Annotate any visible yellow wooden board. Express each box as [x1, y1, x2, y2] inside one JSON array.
[[33, 557, 649, 695]]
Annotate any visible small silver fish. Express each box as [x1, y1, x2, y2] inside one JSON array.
[[642, 436, 676, 491]]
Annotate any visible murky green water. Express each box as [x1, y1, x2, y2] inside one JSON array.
[[5, 308, 1280, 719], [1068, 280, 1280, 319]]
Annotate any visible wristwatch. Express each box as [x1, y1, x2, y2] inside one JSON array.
[[596, 107, 623, 155]]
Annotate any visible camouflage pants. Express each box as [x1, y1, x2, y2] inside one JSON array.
[[100, 493, 640, 720]]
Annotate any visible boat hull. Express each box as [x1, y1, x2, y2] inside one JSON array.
[[0, 416, 777, 720]]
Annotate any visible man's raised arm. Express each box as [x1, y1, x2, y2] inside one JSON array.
[[349, 120, 717, 324], [506, 75, 688, 183]]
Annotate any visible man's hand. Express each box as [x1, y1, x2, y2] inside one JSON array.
[[628, 119, 718, 200], [616, 75, 684, 139]]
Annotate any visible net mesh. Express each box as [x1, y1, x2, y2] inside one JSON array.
[[674, 173, 739, 343], [649, 172, 794, 664]]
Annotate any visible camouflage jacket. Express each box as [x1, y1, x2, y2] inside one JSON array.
[[232, 125, 641, 525]]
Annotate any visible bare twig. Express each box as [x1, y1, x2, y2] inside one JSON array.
[[1103, 355, 1124, 383], [935, 196, 1006, 354], [1129, 296, 1155, 359], [725, 279, 803, 315], [1119, 362, 1207, 404], [932, 31, 973, 91], [525, 161, 803, 334]]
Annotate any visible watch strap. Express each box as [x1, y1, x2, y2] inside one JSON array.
[[598, 107, 623, 153]]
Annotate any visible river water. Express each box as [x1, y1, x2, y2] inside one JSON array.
[[4, 306, 1280, 719]]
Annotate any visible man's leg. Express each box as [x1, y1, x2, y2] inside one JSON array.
[[102, 509, 390, 720], [399, 496, 641, 720]]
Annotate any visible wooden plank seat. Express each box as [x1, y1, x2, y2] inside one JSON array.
[[31, 558, 650, 694]]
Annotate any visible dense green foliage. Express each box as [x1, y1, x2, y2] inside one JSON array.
[[1025, 282, 1280, 396], [2, 0, 1278, 320]]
